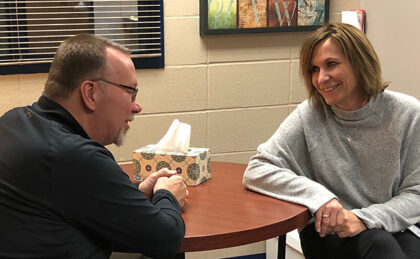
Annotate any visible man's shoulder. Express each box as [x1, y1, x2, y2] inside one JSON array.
[[0, 105, 30, 122], [51, 129, 113, 167], [20, 106, 117, 173]]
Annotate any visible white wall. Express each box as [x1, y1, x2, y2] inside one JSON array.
[[361, 0, 420, 100]]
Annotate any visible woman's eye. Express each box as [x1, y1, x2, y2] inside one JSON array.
[[310, 66, 319, 73], [327, 62, 337, 67]]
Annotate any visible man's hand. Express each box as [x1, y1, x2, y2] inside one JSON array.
[[315, 198, 344, 237], [138, 168, 176, 201], [333, 209, 367, 238], [154, 175, 188, 208]]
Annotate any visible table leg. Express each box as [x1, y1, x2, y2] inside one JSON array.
[[277, 235, 286, 259], [176, 236, 286, 259]]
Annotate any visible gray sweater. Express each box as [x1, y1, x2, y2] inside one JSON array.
[[243, 90, 420, 233]]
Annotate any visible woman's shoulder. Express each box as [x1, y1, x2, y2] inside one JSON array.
[[375, 90, 420, 122], [381, 90, 420, 109], [294, 99, 318, 115], [294, 99, 329, 121], [279, 100, 329, 136]]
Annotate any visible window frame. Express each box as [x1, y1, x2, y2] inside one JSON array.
[[0, 0, 164, 75]]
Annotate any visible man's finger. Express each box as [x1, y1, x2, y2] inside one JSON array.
[[156, 168, 176, 178]]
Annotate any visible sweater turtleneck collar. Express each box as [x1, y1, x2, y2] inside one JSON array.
[[329, 95, 378, 121]]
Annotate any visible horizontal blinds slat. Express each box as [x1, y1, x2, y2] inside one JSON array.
[[1, 10, 159, 16], [1, 28, 161, 33], [0, 59, 52, 65], [0, 0, 157, 3], [0, 0, 156, 3], [0, 17, 161, 22], [0, 40, 160, 46], [0, 48, 162, 56], [1, 5, 159, 10], [1, 23, 158, 28], [0, 4, 157, 10], [0, 0, 164, 66], [0, 49, 161, 57], [0, 34, 162, 40], [0, 53, 161, 65], [0, 39, 160, 50]]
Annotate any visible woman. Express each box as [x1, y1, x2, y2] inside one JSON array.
[[243, 23, 420, 258]]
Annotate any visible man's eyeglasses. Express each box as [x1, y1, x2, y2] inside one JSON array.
[[94, 78, 138, 102]]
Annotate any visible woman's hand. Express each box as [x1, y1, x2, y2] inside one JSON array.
[[333, 210, 367, 238], [315, 198, 344, 237]]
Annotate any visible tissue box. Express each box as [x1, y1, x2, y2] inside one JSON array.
[[133, 145, 211, 186]]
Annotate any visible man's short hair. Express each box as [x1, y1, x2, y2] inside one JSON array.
[[44, 34, 131, 100]]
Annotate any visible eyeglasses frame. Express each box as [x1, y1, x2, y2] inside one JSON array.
[[93, 78, 138, 102]]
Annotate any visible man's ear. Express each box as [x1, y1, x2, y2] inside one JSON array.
[[79, 80, 98, 112]]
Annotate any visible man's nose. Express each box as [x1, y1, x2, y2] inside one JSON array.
[[132, 100, 142, 114]]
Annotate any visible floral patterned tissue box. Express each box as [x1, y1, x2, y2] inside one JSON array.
[[133, 145, 211, 186]]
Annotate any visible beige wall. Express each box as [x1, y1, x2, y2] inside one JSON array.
[[361, 0, 420, 100], [0, 0, 360, 165]]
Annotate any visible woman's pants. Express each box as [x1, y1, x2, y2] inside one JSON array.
[[300, 223, 420, 259]]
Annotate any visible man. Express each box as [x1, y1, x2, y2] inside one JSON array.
[[0, 34, 188, 258]]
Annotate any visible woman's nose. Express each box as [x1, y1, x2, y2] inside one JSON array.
[[317, 69, 330, 85]]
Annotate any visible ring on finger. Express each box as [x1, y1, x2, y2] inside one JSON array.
[[322, 214, 329, 218]]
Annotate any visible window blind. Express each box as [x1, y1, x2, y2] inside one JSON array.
[[0, 0, 164, 75]]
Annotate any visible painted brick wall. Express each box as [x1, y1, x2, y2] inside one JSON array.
[[0, 0, 360, 165]]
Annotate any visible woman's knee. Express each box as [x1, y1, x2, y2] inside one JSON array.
[[356, 229, 406, 259], [394, 231, 420, 259], [359, 229, 397, 246], [300, 223, 350, 259]]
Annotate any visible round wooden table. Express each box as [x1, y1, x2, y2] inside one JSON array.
[[120, 161, 309, 258]]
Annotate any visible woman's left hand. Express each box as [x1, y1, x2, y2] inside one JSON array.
[[333, 210, 367, 238], [315, 198, 344, 237]]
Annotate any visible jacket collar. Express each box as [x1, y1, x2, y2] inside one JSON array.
[[34, 95, 90, 139]]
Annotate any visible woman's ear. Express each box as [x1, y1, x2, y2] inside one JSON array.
[[79, 80, 98, 112]]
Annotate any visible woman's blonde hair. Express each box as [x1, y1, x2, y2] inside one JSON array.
[[300, 23, 388, 105]]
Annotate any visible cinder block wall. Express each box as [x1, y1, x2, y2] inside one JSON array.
[[0, 0, 360, 165]]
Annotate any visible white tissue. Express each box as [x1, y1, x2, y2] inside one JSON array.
[[155, 119, 191, 153]]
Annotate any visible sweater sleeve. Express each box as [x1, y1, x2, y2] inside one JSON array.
[[352, 175, 420, 233], [352, 109, 420, 232], [243, 105, 336, 215]]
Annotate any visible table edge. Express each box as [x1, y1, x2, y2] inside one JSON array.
[[180, 205, 309, 252]]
